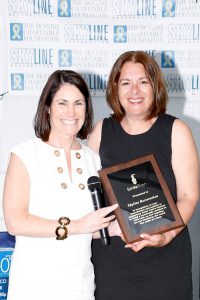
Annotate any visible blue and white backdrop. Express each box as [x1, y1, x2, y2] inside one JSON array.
[[0, 0, 200, 299]]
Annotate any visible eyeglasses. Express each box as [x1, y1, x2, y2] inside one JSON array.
[[0, 91, 8, 101]]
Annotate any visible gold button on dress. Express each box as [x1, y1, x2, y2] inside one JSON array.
[[76, 168, 83, 174], [54, 150, 60, 157], [79, 183, 85, 190], [57, 167, 63, 173], [61, 182, 67, 189], [76, 152, 81, 159]]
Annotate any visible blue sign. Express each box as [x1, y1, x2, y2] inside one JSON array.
[[0, 251, 13, 278], [0, 251, 13, 300], [0, 277, 9, 299], [0, 233, 15, 300]]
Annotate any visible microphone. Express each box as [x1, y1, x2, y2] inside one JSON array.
[[87, 176, 109, 246]]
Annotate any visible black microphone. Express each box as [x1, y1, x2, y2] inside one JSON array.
[[87, 176, 109, 246]]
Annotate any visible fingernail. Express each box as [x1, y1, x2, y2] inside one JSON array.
[[111, 204, 117, 208]]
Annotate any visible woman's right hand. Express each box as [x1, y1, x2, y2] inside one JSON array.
[[70, 204, 118, 235]]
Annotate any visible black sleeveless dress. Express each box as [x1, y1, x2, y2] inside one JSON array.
[[92, 114, 192, 300]]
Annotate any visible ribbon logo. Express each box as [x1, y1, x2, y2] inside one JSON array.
[[58, 0, 70, 17], [162, 51, 175, 68], [163, 0, 175, 17], [59, 50, 71, 66], [12, 74, 24, 90], [114, 26, 127, 43], [131, 174, 137, 185], [11, 24, 22, 40]]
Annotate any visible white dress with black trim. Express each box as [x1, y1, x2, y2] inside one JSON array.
[[7, 138, 101, 300]]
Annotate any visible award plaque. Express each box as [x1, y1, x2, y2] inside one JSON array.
[[98, 154, 184, 244]]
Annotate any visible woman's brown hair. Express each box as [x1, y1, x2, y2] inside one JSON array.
[[34, 70, 93, 141], [106, 51, 168, 121]]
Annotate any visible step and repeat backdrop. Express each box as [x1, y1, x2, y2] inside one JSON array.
[[0, 0, 200, 299], [3, 0, 200, 99]]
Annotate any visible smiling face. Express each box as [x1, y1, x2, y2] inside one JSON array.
[[49, 83, 86, 139], [118, 61, 154, 120]]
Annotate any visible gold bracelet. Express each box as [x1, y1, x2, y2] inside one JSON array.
[[55, 217, 70, 240]]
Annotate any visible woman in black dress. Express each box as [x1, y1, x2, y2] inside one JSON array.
[[88, 51, 199, 300]]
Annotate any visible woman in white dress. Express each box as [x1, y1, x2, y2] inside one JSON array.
[[3, 70, 118, 300]]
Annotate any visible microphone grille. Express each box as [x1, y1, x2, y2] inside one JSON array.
[[87, 176, 101, 191]]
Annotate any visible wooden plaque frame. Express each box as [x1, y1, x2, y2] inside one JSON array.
[[98, 154, 184, 243]]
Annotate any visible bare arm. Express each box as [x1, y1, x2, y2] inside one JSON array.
[[125, 119, 200, 252], [3, 153, 117, 238], [87, 120, 103, 153], [171, 119, 199, 228]]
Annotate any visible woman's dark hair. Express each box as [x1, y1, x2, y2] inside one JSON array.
[[106, 51, 168, 121], [34, 70, 93, 141]]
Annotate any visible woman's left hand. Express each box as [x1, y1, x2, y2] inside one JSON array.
[[124, 231, 176, 252]]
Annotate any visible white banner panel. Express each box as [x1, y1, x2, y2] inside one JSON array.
[[6, 0, 200, 98]]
